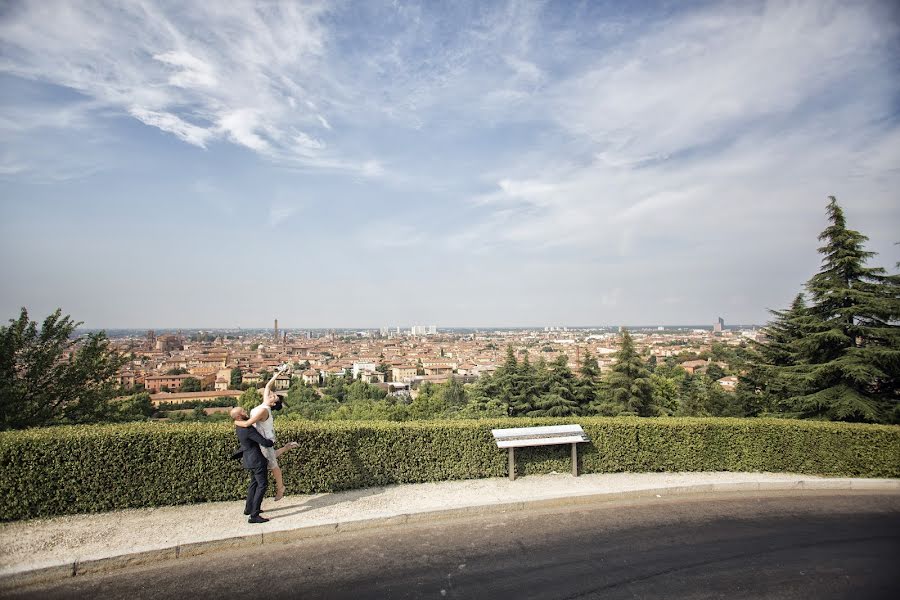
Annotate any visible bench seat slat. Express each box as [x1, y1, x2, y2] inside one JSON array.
[[491, 424, 584, 439], [495, 435, 589, 448]]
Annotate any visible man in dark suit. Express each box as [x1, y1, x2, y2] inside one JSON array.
[[230, 407, 275, 523]]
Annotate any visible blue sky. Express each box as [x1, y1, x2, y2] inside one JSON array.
[[1, 0, 898, 328]]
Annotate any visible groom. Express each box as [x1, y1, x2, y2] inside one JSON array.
[[230, 406, 275, 523]]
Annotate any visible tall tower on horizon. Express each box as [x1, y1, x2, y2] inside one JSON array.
[[713, 316, 724, 333], [274, 318, 279, 341]]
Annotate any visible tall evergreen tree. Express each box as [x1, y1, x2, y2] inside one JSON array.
[[527, 393, 580, 417], [603, 330, 655, 416], [546, 354, 578, 406], [576, 349, 602, 412], [676, 375, 709, 417], [738, 293, 810, 415], [786, 197, 899, 422], [508, 352, 538, 416]]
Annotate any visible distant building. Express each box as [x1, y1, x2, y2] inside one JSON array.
[[391, 365, 418, 383], [155, 335, 183, 352], [145, 373, 214, 393], [717, 375, 738, 391], [149, 390, 242, 407], [352, 361, 378, 379], [679, 360, 709, 376], [242, 372, 262, 386], [713, 317, 725, 333]]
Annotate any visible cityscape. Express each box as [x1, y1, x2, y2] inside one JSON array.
[[104, 319, 751, 410], [1, 0, 897, 597]]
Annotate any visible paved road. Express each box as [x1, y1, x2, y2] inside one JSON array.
[[7, 491, 900, 600]]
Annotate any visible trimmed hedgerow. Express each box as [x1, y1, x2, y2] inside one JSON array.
[[0, 417, 897, 520]]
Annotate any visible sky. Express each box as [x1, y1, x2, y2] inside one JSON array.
[[1, 0, 898, 329]]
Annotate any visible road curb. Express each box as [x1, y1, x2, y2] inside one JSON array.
[[2, 478, 898, 589]]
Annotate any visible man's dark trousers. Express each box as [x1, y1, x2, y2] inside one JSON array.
[[234, 425, 275, 519], [245, 465, 268, 518]]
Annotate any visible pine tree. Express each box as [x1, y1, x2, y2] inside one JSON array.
[[786, 197, 899, 422], [526, 393, 580, 417], [603, 329, 655, 416], [546, 354, 578, 407], [575, 349, 601, 412], [676, 376, 709, 417], [738, 293, 810, 415], [508, 352, 538, 416]]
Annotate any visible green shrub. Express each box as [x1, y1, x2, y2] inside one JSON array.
[[0, 417, 897, 520]]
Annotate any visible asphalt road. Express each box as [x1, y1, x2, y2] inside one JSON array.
[[6, 491, 900, 600]]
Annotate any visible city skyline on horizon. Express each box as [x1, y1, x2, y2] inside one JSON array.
[[79, 319, 757, 332], [2, 1, 898, 329]]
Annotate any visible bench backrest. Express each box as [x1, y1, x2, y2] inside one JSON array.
[[491, 424, 590, 448]]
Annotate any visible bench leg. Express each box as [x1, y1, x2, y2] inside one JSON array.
[[509, 447, 515, 481], [572, 443, 578, 477]]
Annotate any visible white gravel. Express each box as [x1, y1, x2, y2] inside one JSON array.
[[0, 471, 889, 575]]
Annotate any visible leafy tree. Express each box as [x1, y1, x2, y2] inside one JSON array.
[[440, 377, 468, 408], [323, 375, 349, 402], [284, 381, 336, 420], [409, 382, 445, 419], [346, 380, 387, 403], [180, 377, 201, 392], [0, 308, 126, 429], [676, 375, 709, 417], [604, 330, 655, 416], [705, 363, 727, 382], [229, 367, 243, 390], [166, 367, 188, 375], [115, 391, 154, 421], [649, 373, 679, 416], [704, 376, 744, 417], [238, 386, 262, 411]]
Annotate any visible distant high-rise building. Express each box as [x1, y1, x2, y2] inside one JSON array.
[[274, 319, 279, 341], [713, 316, 725, 333]]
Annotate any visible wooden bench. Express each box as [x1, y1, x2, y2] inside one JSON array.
[[491, 424, 591, 481]]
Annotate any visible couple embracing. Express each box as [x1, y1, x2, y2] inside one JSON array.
[[230, 366, 299, 523]]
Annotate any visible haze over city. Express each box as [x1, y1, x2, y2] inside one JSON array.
[[1, 1, 898, 328]]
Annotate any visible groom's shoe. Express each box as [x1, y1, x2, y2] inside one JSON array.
[[248, 515, 269, 524]]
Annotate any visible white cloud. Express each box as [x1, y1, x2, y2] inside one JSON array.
[[129, 107, 212, 147], [153, 50, 217, 89], [0, 1, 391, 174], [449, 0, 900, 267]]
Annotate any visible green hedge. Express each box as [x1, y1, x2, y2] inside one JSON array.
[[1, 417, 897, 520]]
